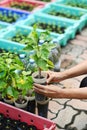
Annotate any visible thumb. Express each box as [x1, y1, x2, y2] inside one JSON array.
[[47, 76, 53, 84]]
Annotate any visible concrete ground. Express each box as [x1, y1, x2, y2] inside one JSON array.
[[48, 27, 87, 130]]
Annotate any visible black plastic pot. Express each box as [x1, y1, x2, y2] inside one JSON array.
[[37, 102, 49, 118], [32, 71, 47, 103], [32, 71, 49, 118], [27, 100, 36, 114]]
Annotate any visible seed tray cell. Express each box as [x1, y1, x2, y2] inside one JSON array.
[[0, 101, 56, 130], [0, 6, 30, 24], [38, 3, 87, 32], [18, 14, 78, 46], [55, 0, 87, 11], [0, 0, 46, 13]]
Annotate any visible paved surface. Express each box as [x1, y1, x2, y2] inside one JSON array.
[[48, 27, 87, 130]]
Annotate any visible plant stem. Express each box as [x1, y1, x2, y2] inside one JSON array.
[[38, 67, 41, 78]]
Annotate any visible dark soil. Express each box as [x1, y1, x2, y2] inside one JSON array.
[[31, 22, 66, 34], [9, 34, 29, 44], [0, 13, 20, 23], [11, 2, 35, 11], [15, 98, 27, 104], [0, 113, 37, 130], [65, 2, 87, 9], [48, 10, 84, 20]]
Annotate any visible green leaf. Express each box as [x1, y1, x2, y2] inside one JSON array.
[[0, 70, 7, 79], [24, 44, 34, 51], [6, 86, 14, 97], [47, 59, 54, 68], [0, 81, 7, 90], [22, 70, 31, 76], [6, 58, 12, 64], [37, 58, 47, 70]]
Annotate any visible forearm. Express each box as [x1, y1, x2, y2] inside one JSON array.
[[59, 87, 87, 99], [60, 60, 87, 81]]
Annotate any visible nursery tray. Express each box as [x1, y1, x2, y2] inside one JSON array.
[[0, 0, 46, 13], [55, 0, 87, 11], [0, 24, 62, 52], [38, 3, 87, 32], [17, 13, 79, 46], [0, 25, 30, 53], [0, 101, 56, 130], [0, 6, 30, 25]]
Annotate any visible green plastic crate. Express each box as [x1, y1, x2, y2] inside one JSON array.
[[0, 25, 31, 53], [37, 3, 87, 32], [17, 14, 79, 46], [55, 0, 87, 11], [0, 24, 64, 53]]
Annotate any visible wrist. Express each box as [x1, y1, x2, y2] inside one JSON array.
[[57, 71, 68, 82]]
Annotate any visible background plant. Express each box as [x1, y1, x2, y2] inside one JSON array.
[[0, 51, 33, 100]]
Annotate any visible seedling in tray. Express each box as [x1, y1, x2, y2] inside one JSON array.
[[0, 12, 20, 23], [8, 33, 32, 44], [10, 1, 37, 12], [31, 22, 66, 34], [65, 2, 87, 9], [48, 10, 85, 20]]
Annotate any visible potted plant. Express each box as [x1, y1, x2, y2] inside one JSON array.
[[19, 54, 36, 113], [0, 51, 34, 111], [23, 25, 56, 117], [0, 51, 24, 104], [14, 71, 34, 110]]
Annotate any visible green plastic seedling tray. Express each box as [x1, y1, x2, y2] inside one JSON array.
[[55, 0, 87, 11], [0, 24, 64, 54], [38, 3, 87, 32], [39, 3, 87, 26], [17, 14, 78, 46], [0, 25, 32, 53]]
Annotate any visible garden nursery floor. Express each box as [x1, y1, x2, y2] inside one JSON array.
[[47, 27, 87, 130]]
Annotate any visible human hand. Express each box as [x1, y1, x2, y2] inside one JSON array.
[[33, 83, 62, 98], [46, 71, 63, 84]]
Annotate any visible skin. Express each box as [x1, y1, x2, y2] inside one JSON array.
[[33, 60, 87, 99]]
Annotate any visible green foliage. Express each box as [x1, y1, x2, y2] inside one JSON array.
[[23, 25, 56, 77], [0, 51, 33, 100]]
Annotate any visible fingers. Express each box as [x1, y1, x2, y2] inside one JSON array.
[[47, 76, 53, 84], [33, 83, 45, 89], [33, 83, 54, 97], [46, 71, 54, 84]]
